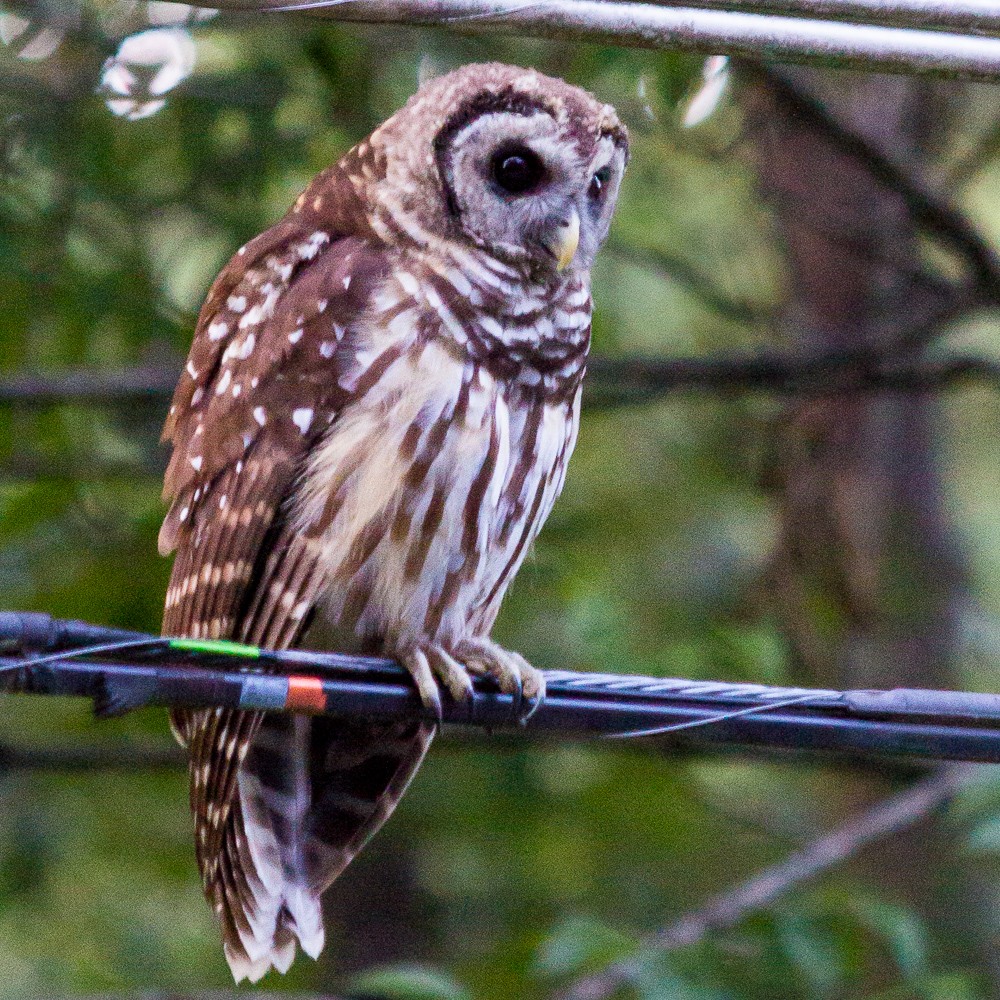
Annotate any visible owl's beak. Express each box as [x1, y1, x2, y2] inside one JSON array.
[[553, 209, 580, 271]]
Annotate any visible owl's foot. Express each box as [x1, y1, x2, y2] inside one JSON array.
[[399, 640, 545, 723], [400, 644, 475, 722], [454, 638, 546, 722]]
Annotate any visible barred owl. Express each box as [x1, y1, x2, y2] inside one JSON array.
[[160, 62, 627, 981]]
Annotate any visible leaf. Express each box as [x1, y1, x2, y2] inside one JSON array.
[[632, 950, 732, 1000], [848, 898, 928, 979], [536, 915, 637, 978], [774, 909, 847, 995], [965, 813, 1000, 852], [348, 964, 471, 1000]]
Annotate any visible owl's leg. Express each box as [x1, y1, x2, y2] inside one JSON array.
[[454, 637, 547, 722]]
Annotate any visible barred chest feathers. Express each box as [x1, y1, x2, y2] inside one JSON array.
[[292, 264, 588, 654]]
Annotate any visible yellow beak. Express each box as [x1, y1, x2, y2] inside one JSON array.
[[554, 210, 580, 271]]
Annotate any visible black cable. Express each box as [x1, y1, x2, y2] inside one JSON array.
[[3, 612, 1000, 763]]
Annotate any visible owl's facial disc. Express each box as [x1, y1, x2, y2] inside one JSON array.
[[438, 107, 625, 274]]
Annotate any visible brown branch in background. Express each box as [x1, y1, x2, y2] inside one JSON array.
[[0, 455, 168, 480], [0, 742, 183, 772], [587, 351, 1000, 405], [741, 64, 1000, 309], [0, 366, 177, 406], [561, 764, 977, 1000], [738, 60, 1000, 992], [46, 995, 341, 1000], [5, 353, 1000, 416], [606, 241, 778, 326]]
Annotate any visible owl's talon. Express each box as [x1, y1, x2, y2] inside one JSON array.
[[508, 674, 524, 718], [455, 639, 544, 724], [427, 690, 443, 723], [521, 689, 544, 723]]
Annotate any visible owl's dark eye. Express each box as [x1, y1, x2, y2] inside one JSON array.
[[589, 165, 612, 200], [491, 146, 545, 195]]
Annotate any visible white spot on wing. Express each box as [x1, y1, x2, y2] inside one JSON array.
[[239, 287, 280, 330], [296, 231, 330, 260], [253, 406, 267, 426], [208, 320, 228, 341], [292, 407, 313, 434]]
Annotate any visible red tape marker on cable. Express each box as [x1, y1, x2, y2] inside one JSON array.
[[286, 675, 327, 713]]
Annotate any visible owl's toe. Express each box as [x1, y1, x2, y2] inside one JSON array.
[[456, 639, 545, 723], [400, 644, 476, 721], [426, 644, 476, 704], [400, 646, 443, 721]]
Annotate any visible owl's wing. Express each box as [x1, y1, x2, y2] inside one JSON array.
[[161, 221, 433, 983]]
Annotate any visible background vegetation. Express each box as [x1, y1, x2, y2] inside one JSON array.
[[5, 3, 1000, 997]]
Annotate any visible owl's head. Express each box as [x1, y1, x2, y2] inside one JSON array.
[[366, 63, 628, 277]]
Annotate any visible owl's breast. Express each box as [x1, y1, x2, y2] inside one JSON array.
[[292, 328, 579, 652], [407, 253, 594, 400]]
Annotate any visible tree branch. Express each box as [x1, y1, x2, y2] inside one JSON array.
[[0, 741, 183, 772], [606, 242, 777, 326], [561, 764, 977, 1000], [5, 353, 1000, 417], [586, 351, 1000, 405], [646, 0, 1000, 32], [744, 64, 1000, 308], [0, 366, 177, 406]]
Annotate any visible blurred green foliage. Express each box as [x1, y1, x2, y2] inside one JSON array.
[[5, 3, 1000, 998]]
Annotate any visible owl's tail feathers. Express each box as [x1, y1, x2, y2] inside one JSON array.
[[223, 780, 325, 983], [219, 713, 435, 983]]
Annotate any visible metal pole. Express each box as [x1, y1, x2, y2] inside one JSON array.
[[200, 0, 1000, 82], [646, 0, 1000, 34]]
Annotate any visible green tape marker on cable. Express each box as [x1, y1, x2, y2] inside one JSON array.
[[169, 638, 261, 658]]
